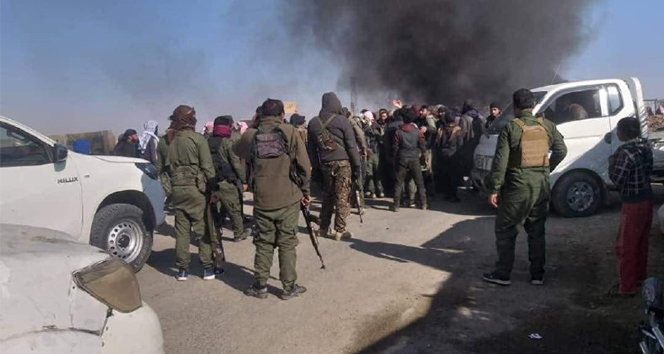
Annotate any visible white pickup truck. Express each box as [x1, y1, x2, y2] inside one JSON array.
[[0, 116, 165, 270], [472, 77, 664, 217]]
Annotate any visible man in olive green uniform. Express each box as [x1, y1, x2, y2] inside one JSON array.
[[165, 105, 217, 281], [208, 116, 251, 242], [234, 99, 312, 300], [483, 89, 567, 286]]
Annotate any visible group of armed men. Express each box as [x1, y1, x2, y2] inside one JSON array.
[[145, 87, 572, 299]]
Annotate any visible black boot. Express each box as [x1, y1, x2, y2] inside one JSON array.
[[280, 284, 307, 300]]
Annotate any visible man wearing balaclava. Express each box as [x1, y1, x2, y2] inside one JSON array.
[[165, 105, 217, 282]]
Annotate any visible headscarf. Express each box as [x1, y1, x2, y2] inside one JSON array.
[[170, 105, 197, 131], [139, 120, 159, 151], [363, 111, 374, 123], [202, 121, 214, 135], [238, 122, 249, 134], [212, 115, 233, 138]]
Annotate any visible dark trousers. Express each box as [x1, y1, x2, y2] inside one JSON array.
[[494, 186, 549, 278], [437, 156, 461, 198], [616, 199, 652, 293], [393, 158, 426, 207]]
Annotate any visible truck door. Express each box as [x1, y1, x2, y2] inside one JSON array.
[[0, 123, 83, 238], [540, 85, 612, 181]]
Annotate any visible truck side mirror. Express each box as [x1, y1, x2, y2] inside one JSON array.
[[54, 143, 68, 163], [603, 132, 612, 145]]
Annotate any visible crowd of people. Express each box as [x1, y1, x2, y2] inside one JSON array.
[[112, 88, 654, 300]]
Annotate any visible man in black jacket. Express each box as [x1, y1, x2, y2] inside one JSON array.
[[113, 129, 140, 158], [308, 92, 362, 240], [391, 107, 427, 211]]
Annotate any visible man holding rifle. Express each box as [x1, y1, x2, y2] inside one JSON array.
[[234, 99, 312, 300], [308, 92, 362, 241]]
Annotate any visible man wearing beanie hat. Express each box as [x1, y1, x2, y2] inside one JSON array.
[[234, 98, 312, 300], [289, 113, 308, 144], [165, 104, 217, 281], [208, 115, 251, 243]]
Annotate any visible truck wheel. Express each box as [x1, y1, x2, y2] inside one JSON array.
[[90, 204, 152, 272], [552, 171, 602, 217]]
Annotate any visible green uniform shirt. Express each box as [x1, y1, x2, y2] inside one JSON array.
[[234, 116, 312, 210], [166, 130, 215, 182], [487, 109, 567, 194], [155, 133, 171, 173], [216, 136, 246, 184]]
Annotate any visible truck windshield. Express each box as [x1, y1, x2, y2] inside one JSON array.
[[487, 91, 547, 134]]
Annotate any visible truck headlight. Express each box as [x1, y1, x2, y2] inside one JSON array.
[[135, 163, 159, 180], [73, 257, 142, 313]]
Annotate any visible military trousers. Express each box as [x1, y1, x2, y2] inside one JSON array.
[[320, 160, 352, 233], [213, 180, 245, 236], [393, 158, 426, 207], [172, 186, 213, 270], [494, 185, 549, 278], [365, 152, 383, 195], [252, 202, 300, 290]]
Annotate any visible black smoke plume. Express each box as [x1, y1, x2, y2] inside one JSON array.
[[286, 0, 603, 105]]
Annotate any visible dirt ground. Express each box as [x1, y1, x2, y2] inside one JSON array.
[[137, 190, 664, 354]]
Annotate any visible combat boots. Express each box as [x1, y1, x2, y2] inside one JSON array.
[[280, 284, 307, 300], [334, 230, 353, 241], [244, 284, 268, 299]]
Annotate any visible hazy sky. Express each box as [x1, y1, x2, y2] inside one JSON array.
[[1, 0, 662, 136]]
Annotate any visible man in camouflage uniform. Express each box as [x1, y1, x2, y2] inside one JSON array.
[[165, 105, 217, 281], [208, 116, 251, 242], [234, 99, 311, 300], [308, 92, 362, 240], [483, 89, 567, 286]]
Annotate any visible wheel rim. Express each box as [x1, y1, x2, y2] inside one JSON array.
[[566, 181, 594, 212], [107, 220, 143, 262]]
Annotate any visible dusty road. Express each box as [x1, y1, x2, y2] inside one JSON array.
[[137, 192, 664, 354]]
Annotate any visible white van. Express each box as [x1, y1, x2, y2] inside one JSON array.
[[472, 77, 663, 217], [0, 116, 165, 270]]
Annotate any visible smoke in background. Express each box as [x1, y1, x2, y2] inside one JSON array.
[[286, 0, 602, 106]]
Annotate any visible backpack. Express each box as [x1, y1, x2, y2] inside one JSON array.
[[315, 115, 344, 152], [208, 136, 236, 183], [513, 117, 550, 168], [249, 126, 304, 188]]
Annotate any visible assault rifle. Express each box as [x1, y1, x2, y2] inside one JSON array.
[[301, 204, 326, 269]]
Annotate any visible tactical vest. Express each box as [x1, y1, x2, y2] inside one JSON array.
[[512, 117, 550, 168], [252, 127, 287, 159], [208, 136, 236, 183]]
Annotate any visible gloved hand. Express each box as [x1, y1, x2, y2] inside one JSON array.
[[210, 191, 221, 204]]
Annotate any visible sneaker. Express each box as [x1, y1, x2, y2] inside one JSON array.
[[482, 272, 511, 286], [233, 229, 250, 242], [390, 205, 400, 212], [377, 192, 385, 198], [280, 284, 307, 300], [244, 285, 268, 299], [409, 201, 416, 208], [370, 193, 377, 199], [176, 269, 188, 281], [531, 275, 544, 285], [202, 268, 215, 280], [334, 230, 353, 241], [364, 191, 372, 198]]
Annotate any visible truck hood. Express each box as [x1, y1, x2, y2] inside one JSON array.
[[91, 155, 149, 164]]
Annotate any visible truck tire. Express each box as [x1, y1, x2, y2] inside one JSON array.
[[90, 204, 152, 272], [552, 171, 603, 218]]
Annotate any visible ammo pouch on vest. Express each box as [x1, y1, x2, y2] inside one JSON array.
[[511, 117, 550, 168], [254, 128, 287, 159], [316, 115, 343, 152]]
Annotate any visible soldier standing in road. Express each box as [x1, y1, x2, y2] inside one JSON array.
[[391, 107, 427, 212], [483, 89, 567, 286], [308, 92, 362, 240], [234, 99, 312, 300], [165, 105, 217, 281], [208, 116, 251, 243]]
